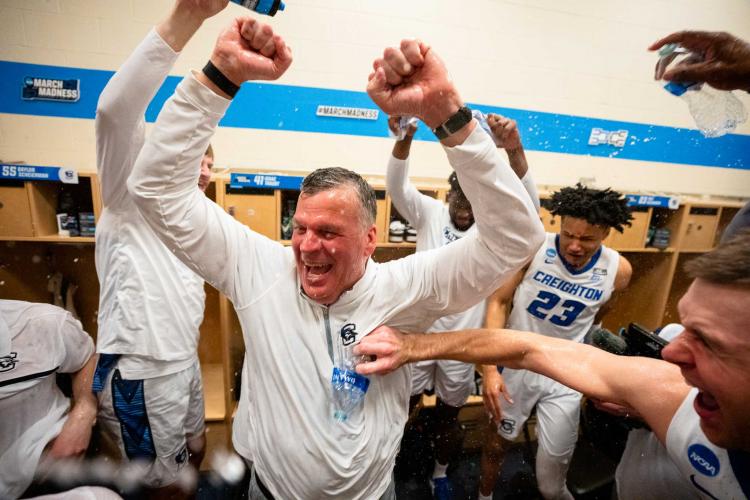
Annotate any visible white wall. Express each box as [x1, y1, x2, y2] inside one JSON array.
[[1, 0, 749, 197]]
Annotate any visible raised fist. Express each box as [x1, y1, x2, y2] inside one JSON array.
[[211, 17, 293, 86], [487, 113, 522, 150], [368, 40, 463, 129]]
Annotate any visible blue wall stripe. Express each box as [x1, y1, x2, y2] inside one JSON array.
[[1, 60, 749, 171]]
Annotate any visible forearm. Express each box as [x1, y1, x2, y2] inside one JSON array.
[[443, 126, 544, 270], [156, 3, 206, 53], [481, 302, 509, 372], [391, 135, 414, 161], [411, 328, 645, 406], [69, 355, 98, 427], [505, 146, 528, 179], [385, 154, 426, 226]]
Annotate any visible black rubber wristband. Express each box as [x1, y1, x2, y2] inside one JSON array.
[[202, 60, 240, 98], [432, 106, 472, 140]]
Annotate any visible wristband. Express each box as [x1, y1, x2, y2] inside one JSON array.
[[432, 106, 473, 140], [202, 60, 240, 98]]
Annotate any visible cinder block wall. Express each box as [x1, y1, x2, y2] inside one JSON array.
[[1, 0, 749, 197]]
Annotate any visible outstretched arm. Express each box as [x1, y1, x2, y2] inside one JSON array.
[[356, 325, 690, 444], [96, 0, 229, 207], [481, 268, 525, 422]]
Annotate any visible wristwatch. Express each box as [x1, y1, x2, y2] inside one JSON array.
[[432, 106, 473, 139]]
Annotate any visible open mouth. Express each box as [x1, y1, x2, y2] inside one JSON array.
[[693, 390, 721, 421], [304, 262, 333, 279]]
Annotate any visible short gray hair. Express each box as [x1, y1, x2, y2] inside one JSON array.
[[300, 167, 377, 227]]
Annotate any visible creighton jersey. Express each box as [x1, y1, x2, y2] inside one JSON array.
[[508, 233, 619, 342]]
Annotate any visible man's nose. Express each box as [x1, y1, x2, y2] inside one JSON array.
[[299, 231, 321, 252]]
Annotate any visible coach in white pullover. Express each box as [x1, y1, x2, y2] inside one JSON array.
[[128, 18, 544, 499]]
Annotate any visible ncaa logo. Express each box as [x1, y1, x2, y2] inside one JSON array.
[[545, 249, 556, 258], [24, 77, 33, 86], [687, 444, 720, 477]]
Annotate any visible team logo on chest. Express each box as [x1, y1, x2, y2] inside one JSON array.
[[0, 352, 18, 372], [340, 323, 358, 346]]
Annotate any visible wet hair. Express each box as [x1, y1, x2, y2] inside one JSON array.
[[549, 183, 633, 233], [447, 172, 468, 202], [205, 143, 214, 159], [300, 167, 377, 227], [685, 229, 750, 287]]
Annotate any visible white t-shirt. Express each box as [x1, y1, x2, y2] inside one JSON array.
[[128, 73, 545, 499], [94, 29, 205, 379], [0, 300, 94, 499], [666, 388, 748, 499], [508, 233, 620, 342]]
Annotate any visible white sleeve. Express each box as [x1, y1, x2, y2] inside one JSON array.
[[96, 28, 179, 209], [389, 124, 545, 323], [57, 313, 94, 374], [127, 72, 286, 305], [520, 170, 541, 212], [385, 155, 440, 230]]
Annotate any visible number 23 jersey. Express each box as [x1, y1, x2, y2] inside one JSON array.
[[508, 232, 620, 342]]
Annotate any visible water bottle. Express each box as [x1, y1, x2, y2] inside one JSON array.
[[230, 0, 285, 16], [388, 116, 419, 140], [330, 354, 370, 422], [656, 44, 747, 138]]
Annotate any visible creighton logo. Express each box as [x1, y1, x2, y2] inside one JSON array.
[[340, 323, 358, 346], [0, 352, 18, 372], [688, 444, 720, 477], [500, 418, 516, 434]]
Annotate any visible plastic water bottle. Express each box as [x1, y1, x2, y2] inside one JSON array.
[[388, 116, 419, 140], [656, 44, 747, 138], [330, 354, 370, 422], [230, 0, 285, 16]]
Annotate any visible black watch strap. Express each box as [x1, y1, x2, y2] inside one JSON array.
[[432, 106, 472, 139], [202, 60, 240, 98]]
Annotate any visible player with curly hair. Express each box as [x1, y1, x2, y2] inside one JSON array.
[[477, 183, 634, 500]]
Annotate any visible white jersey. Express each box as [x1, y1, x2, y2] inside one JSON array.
[[0, 300, 94, 499], [508, 232, 620, 342], [128, 74, 545, 500], [666, 388, 749, 500], [386, 156, 484, 332], [616, 428, 699, 500], [94, 29, 205, 378]]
